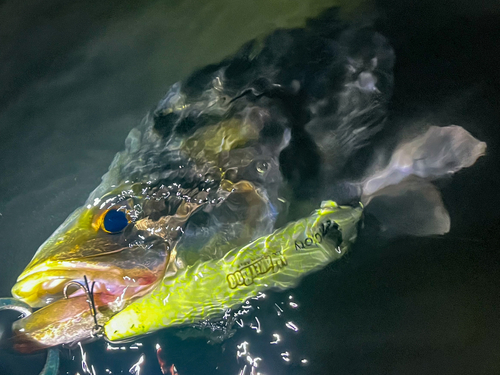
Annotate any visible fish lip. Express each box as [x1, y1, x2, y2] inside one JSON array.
[[14, 239, 170, 306], [15, 259, 117, 284], [12, 262, 159, 308]]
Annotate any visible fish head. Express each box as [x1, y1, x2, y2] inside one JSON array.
[[10, 92, 291, 352], [10, 182, 181, 352], [12, 184, 172, 309]]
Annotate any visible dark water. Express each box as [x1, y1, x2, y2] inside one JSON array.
[[1, 1, 499, 374]]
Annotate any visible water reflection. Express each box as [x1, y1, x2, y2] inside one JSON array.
[[65, 290, 308, 374], [128, 354, 144, 375]]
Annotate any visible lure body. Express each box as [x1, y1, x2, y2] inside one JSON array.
[[105, 201, 362, 340]]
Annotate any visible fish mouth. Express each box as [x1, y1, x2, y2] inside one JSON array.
[[12, 260, 163, 307], [13, 218, 172, 308], [10, 265, 165, 353], [10, 242, 170, 353]]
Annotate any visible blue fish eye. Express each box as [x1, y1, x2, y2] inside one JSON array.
[[103, 209, 129, 233]]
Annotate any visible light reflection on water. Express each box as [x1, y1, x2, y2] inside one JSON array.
[[128, 354, 145, 375], [70, 292, 308, 374], [231, 294, 307, 374]]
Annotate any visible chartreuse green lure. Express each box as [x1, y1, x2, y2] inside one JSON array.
[[104, 201, 362, 341]]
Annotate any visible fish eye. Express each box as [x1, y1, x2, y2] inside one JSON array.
[[256, 160, 269, 174], [102, 209, 130, 233]]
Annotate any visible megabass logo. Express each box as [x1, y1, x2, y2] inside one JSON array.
[[227, 253, 287, 289]]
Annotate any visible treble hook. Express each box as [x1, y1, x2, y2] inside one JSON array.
[[63, 275, 104, 338], [63, 276, 146, 345]]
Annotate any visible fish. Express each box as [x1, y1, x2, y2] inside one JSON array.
[[9, 9, 485, 353]]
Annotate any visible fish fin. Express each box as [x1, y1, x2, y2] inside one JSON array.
[[360, 125, 486, 237], [362, 176, 450, 237], [362, 125, 486, 195]]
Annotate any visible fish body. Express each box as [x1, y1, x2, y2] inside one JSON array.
[[10, 10, 485, 352]]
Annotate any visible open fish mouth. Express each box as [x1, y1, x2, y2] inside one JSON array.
[[12, 228, 172, 306], [9, 203, 173, 353], [10, 248, 171, 353], [12, 263, 163, 307]]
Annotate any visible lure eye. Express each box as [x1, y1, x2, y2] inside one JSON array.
[[102, 210, 130, 233]]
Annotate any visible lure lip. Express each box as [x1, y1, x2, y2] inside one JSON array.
[[11, 293, 118, 353]]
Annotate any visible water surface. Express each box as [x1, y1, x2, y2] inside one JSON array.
[[1, 1, 499, 374]]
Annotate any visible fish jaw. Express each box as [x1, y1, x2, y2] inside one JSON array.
[[10, 252, 167, 352], [11, 230, 170, 307], [11, 260, 163, 306], [9, 246, 168, 352]]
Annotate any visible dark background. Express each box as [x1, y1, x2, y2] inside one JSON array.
[[0, 0, 499, 374]]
